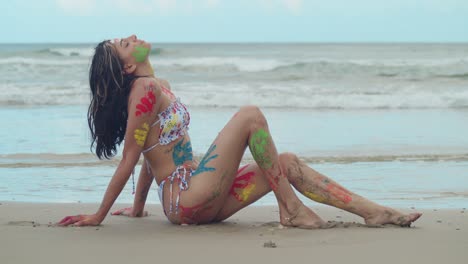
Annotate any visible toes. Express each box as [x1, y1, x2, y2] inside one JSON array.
[[398, 213, 422, 226], [320, 221, 337, 229], [410, 213, 422, 221]]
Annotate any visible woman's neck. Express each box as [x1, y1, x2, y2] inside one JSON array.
[[134, 61, 155, 77]]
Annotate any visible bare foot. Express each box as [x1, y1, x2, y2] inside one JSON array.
[[280, 204, 326, 229], [365, 208, 422, 227]]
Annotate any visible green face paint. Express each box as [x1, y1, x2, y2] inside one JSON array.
[[249, 128, 272, 169], [132, 45, 150, 62]]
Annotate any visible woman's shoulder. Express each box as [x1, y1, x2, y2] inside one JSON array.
[[155, 78, 171, 90], [129, 77, 163, 103], [131, 77, 162, 92]]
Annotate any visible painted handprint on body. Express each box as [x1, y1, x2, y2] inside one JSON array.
[[135, 87, 157, 117], [229, 165, 256, 203], [134, 123, 150, 147]]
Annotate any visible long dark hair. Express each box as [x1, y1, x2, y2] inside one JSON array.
[[88, 41, 138, 159]]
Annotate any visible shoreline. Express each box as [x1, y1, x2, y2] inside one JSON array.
[[1, 202, 466, 263]]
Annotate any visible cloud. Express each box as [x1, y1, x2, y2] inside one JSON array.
[[54, 0, 303, 17], [204, 0, 220, 8], [112, 0, 218, 15], [282, 0, 303, 14], [55, 0, 96, 15], [257, 0, 303, 14], [112, 0, 177, 15]]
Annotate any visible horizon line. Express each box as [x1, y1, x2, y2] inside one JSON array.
[[1, 41, 468, 45]]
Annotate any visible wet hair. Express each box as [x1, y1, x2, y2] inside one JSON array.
[[88, 41, 139, 159]]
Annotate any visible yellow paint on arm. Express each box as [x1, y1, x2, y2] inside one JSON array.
[[134, 123, 150, 147]]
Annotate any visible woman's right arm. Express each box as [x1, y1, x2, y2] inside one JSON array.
[[58, 138, 143, 226], [58, 79, 163, 226]]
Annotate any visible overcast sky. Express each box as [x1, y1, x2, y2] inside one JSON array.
[[3, 0, 468, 43]]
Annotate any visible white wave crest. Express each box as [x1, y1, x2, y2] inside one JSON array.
[[1, 81, 468, 109], [176, 83, 468, 109], [0, 57, 89, 66], [155, 56, 289, 72], [47, 47, 95, 57]]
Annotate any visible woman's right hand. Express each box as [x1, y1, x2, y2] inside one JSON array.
[[111, 207, 148, 217], [58, 214, 103, 226]]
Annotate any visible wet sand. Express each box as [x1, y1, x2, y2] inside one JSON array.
[[0, 202, 467, 263]]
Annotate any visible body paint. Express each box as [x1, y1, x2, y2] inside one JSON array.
[[135, 90, 156, 117], [304, 191, 327, 203], [162, 85, 176, 100], [318, 177, 353, 204], [192, 144, 219, 177], [326, 183, 353, 204], [134, 123, 150, 147], [179, 171, 228, 223], [132, 45, 150, 63], [265, 164, 281, 191], [173, 140, 193, 166], [249, 129, 272, 169], [229, 165, 256, 203], [179, 202, 210, 225]]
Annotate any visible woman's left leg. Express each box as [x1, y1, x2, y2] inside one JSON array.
[[215, 153, 421, 227]]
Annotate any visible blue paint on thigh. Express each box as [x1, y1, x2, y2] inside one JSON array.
[[192, 144, 219, 176]]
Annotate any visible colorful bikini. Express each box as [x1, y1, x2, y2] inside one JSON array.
[[142, 97, 191, 154], [138, 95, 193, 217]]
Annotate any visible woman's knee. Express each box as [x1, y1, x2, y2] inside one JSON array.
[[237, 105, 267, 128], [279, 152, 304, 185]]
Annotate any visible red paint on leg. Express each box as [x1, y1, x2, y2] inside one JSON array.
[[326, 183, 352, 204], [265, 164, 282, 192], [229, 164, 256, 202], [179, 202, 213, 224]]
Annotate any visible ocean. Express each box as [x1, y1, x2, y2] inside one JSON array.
[[1, 43, 467, 209]]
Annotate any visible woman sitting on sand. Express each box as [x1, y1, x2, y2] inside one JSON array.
[[59, 35, 421, 228]]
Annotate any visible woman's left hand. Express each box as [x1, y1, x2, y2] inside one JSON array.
[[111, 207, 148, 217]]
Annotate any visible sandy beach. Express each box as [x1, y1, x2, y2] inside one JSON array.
[[1, 43, 467, 264], [1, 202, 466, 264]]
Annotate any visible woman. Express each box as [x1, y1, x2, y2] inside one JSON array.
[[59, 35, 421, 228]]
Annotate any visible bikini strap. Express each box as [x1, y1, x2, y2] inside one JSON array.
[[142, 142, 160, 153]]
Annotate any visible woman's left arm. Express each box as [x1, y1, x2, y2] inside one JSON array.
[[111, 160, 153, 217]]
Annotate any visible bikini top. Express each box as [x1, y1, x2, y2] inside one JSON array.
[[142, 97, 191, 153]]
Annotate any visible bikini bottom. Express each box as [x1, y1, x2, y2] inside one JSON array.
[[158, 165, 193, 217]]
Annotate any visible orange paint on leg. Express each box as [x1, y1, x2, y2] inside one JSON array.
[[326, 183, 352, 204]]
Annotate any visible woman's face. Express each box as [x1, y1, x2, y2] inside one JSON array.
[[111, 34, 151, 64]]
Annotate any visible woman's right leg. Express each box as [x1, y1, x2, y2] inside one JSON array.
[[171, 106, 323, 227]]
